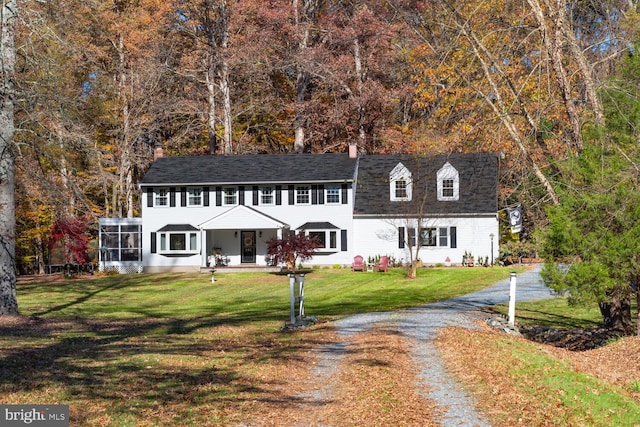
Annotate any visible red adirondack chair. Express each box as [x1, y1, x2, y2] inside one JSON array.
[[351, 255, 365, 272], [374, 256, 389, 272]]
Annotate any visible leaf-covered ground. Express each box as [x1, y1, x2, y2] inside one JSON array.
[[3, 313, 640, 426]]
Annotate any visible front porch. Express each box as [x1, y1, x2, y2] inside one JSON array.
[[198, 205, 290, 269]]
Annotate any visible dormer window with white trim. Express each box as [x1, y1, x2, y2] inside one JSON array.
[[390, 162, 412, 201], [437, 162, 459, 201]]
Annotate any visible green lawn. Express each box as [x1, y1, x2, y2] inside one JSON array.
[[4, 266, 633, 426], [17, 267, 526, 323]]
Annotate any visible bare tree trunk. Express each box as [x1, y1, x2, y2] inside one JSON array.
[[294, 0, 310, 153], [353, 37, 367, 147], [0, 0, 18, 315], [527, 0, 584, 152], [220, 59, 232, 154], [553, 0, 604, 125], [114, 31, 133, 217], [206, 65, 218, 154], [451, 8, 560, 204]]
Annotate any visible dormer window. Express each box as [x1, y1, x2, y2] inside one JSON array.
[[437, 162, 459, 201], [390, 162, 412, 201], [395, 180, 408, 198]]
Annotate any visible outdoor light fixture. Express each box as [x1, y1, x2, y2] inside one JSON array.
[[259, 231, 262, 238], [234, 231, 238, 238], [490, 233, 495, 266]]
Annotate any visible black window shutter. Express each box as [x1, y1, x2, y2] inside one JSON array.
[[318, 185, 325, 205], [450, 226, 457, 248], [216, 187, 222, 206], [180, 187, 187, 206], [341, 183, 348, 204], [341, 230, 348, 251], [203, 187, 210, 206], [288, 185, 294, 205], [276, 185, 282, 205], [253, 186, 259, 205], [239, 186, 245, 205], [398, 227, 405, 248], [147, 187, 153, 207], [311, 185, 318, 205], [170, 187, 176, 207], [151, 232, 157, 253]]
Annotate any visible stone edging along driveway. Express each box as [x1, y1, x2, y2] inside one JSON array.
[[305, 266, 553, 427]]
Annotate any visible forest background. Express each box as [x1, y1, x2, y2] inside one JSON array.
[[9, 0, 640, 276]]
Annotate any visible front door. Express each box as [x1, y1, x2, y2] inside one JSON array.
[[241, 231, 256, 263]]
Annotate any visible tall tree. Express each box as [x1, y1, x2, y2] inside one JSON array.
[[0, 0, 18, 314], [542, 38, 640, 333]]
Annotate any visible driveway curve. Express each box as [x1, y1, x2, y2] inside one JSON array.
[[309, 265, 554, 426]]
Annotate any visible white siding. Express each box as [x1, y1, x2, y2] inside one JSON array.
[[141, 185, 355, 271], [353, 215, 499, 266]]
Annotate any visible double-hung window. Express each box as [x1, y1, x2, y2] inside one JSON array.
[[296, 186, 310, 204], [188, 188, 202, 206], [155, 188, 168, 207], [326, 185, 341, 204], [390, 162, 412, 201], [438, 227, 448, 246], [442, 179, 454, 198], [261, 186, 274, 205], [395, 180, 408, 199], [437, 162, 459, 201], [223, 187, 237, 205]]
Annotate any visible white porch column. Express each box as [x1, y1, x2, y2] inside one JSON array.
[[200, 227, 207, 268]]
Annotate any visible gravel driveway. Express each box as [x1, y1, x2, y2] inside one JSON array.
[[307, 266, 554, 426]]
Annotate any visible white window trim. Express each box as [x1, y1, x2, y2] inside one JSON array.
[[305, 229, 339, 250], [223, 187, 238, 206], [158, 231, 199, 254], [325, 185, 341, 204], [414, 226, 453, 248], [155, 188, 169, 207], [260, 186, 275, 205], [437, 162, 459, 201], [187, 188, 203, 207], [296, 186, 311, 205], [390, 162, 412, 201]]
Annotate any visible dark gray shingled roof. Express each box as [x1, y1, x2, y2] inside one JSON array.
[[140, 153, 358, 186], [354, 153, 498, 215]]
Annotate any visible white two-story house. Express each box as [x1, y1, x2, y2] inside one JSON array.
[[98, 147, 499, 273]]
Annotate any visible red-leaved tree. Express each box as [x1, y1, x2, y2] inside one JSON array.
[[49, 215, 90, 265], [266, 232, 319, 272]]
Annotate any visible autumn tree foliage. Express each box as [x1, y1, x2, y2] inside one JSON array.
[[266, 233, 320, 271], [49, 215, 91, 266], [6, 0, 640, 290]]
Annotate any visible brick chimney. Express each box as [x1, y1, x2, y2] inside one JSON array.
[[154, 145, 164, 161], [348, 142, 357, 159]]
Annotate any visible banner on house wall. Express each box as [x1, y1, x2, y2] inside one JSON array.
[[507, 205, 523, 233]]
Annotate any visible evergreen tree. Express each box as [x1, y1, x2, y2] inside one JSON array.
[[542, 40, 640, 333]]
